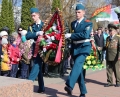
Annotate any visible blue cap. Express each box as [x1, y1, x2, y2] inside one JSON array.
[[30, 8, 39, 14], [76, 4, 85, 10]]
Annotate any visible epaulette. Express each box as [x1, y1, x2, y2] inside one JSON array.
[[29, 23, 34, 26], [117, 35, 120, 37], [85, 20, 91, 22]]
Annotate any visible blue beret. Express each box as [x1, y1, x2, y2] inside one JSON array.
[[76, 4, 85, 10], [30, 8, 39, 14]]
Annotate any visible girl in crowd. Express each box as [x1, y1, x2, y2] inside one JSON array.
[[8, 35, 21, 78]]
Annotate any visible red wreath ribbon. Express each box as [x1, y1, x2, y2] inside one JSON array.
[[33, 36, 43, 57], [91, 40, 97, 57], [55, 13, 62, 63]]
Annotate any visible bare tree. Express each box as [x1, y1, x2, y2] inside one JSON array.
[[36, 0, 108, 31], [62, 0, 76, 28], [37, 0, 51, 21], [110, 0, 120, 7], [10, 0, 22, 30], [83, 0, 107, 18]]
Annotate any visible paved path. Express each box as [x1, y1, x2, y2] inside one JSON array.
[[33, 68, 120, 97]]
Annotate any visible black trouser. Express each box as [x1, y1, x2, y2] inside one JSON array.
[[1, 70, 10, 76], [83, 69, 86, 80], [21, 61, 29, 79], [63, 59, 68, 73], [10, 64, 18, 78], [42, 62, 48, 74], [98, 50, 103, 63]]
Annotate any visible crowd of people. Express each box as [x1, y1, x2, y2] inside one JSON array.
[[0, 26, 33, 79]]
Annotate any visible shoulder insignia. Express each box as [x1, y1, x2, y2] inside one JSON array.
[[117, 35, 120, 37], [29, 26, 33, 33], [85, 20, 90, 22], [29, 23, 34, 26], [86, 26, 90, 30], [72, 30, 74, 33]]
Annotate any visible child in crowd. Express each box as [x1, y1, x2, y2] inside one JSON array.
[[0, 30, 9, 75], [0, 31, 8, 39], [1, 38, 11, 76], [19, 30, 32, 79], [8, 35, 21, 78]]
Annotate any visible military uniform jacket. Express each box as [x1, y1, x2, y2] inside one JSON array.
[[26, 21, 44, 55], [106, 35, 120, 61], [26, 21, 44, 41], [70, 18, 93, 56]]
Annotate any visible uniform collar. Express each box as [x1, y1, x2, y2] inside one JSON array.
[[110, 34, 116, 39], [76, 17, 84, 23], [36, 19, 41, 25]]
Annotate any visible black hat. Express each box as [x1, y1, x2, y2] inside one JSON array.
[[108, 24, 118, 30]]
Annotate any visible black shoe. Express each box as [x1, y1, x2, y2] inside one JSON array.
[[115, 84, 120, 87], [37, 89, 45, 93], [67, 67, 72, 70], [64, 86, 72, 95], [104, 83, 114, 87], [43, 73, 49, 77], [79, 94, 86, 97]]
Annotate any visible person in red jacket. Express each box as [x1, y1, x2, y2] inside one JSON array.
[[8, 35, 21, 78]]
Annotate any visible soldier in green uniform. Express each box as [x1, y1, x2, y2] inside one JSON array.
[[104, 24, 120, 87]]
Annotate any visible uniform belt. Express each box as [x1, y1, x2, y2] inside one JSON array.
[[73, 39, 90, 44]]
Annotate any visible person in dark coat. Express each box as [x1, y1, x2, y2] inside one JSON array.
[[94, 27, 104, 63]]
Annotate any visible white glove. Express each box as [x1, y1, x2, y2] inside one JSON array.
[[43, 48, 47, 52], [46, 38, 51, 43], [65, 33, 71, 39], [52, 26, 56, 31], [51, 36, 55, 40], [36, 31, 44, 36]]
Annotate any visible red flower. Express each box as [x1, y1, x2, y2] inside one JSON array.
[[55, 33, 61, 40], [48, 32, 56, 37], [46, 43, 57, 50]]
